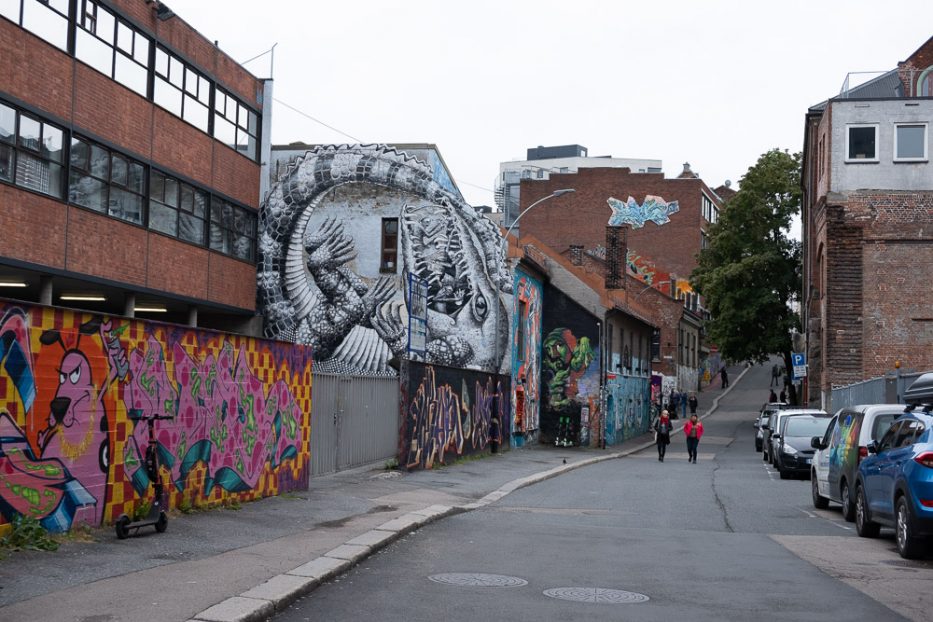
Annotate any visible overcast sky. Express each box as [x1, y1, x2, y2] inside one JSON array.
[[170, 0, 932, 209]]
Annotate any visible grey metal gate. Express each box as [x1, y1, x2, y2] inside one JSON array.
[[310, 373, 400, 476]]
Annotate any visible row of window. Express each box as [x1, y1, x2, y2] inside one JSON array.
[[701, 193, 719, 224], [1, 99, 256, 262], [1, 0, 259, 160], [846, 123, 928, 162]]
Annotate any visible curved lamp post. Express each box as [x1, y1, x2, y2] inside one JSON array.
[[494, 188, 575, 374]]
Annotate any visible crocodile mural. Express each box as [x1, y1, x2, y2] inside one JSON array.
[[259, 144, 511, 374]]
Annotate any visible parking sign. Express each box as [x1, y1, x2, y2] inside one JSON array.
[[791, 353, 807, 379]]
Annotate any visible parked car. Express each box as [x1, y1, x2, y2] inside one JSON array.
[[810, 404, 905, 521], [854, 411, 933, 558], [755, 402, 788, 452], [766, 409, 824, 466], [772, 413, 832, 479]]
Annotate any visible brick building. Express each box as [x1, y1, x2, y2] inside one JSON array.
[[0, 0, 269, 331], [801, 36, 933, 408]]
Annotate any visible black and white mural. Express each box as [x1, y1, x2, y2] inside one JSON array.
[[259, 144, 511, 375]]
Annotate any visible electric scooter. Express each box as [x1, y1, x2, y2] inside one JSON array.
[[115, 414, 172, 539]]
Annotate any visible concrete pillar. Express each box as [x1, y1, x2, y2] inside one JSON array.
[[124, 293, 136, 318], [39, 275, 53, 306], [187, 306, 198, 327]]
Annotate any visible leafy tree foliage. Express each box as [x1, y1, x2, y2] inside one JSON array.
[[691, 149, 802, 400]]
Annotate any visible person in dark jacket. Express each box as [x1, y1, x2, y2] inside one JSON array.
[[720, 367, 729, 388], [654, 410, 672, 462], [688, 393, 698, 414]]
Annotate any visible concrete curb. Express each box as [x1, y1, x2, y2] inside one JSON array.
[[189, 366, 750, 622]]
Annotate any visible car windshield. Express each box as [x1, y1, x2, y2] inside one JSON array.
[[785, 417, 831, 437]]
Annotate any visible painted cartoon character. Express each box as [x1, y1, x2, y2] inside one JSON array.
[[542, 328, 595, 408]]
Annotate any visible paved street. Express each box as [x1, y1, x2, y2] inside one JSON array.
[[273, 362, 933, 622]]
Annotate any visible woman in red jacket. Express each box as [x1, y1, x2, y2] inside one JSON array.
[[684, 414, 704, 463]]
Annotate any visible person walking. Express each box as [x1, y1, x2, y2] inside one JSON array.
[[771, 363, 780, 387], [688, 392, 698, 415], [653, 410, 672, 462], [779, 388, 787, 403], [720, 366, 729, 388], [684, 413, 704, 463], [769, 389, 777, 403]]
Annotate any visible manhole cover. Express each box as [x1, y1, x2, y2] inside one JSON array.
[[543, 587, 650, 604], [428, 573, 528, 587]]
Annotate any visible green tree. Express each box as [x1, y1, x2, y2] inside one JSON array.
[[690, 149, 802, 403]]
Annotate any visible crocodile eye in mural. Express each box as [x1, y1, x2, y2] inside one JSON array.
[[259, 144, 511, 374], [607, 195, 680, 228]]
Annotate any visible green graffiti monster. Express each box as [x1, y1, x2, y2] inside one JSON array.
[[543, 328, 594, 409]]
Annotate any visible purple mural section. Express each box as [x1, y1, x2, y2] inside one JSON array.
[[402, 361, 510, 470]]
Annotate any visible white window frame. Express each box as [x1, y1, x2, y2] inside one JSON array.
[[844, 123, 879, 163], [893, 122, 928, 162]]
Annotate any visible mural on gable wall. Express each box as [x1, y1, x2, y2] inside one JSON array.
[[402, 361, 509, 470], [607, 195, 680, 228], [540, 283, 600, 447], [604, 376, 650, 446], [511, 268, 542, 446], [259, 144, 511, 376], [0, 304, 312, 532]]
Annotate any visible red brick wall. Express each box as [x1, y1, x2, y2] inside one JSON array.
[[519, 168, 712, 281], [65, 208, 148, 286], [0, 19, 73, 120], [72, 64, 152, 157], [207, 253, 257, 309], [151, 108, 214, 187], [146, 233, 210, 299], [0, 185, 67, 267], [898, 36, 933, 95]]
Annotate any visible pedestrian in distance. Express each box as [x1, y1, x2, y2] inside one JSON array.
[[669, 392, 680, 419], [779, 388, 787, 403], [653, 410, 672, 462], [681, 391, 688, 419], [769, 389, 777, 403], [771, 363, 780, 387], [720, 366, 729, 388], [688, 392, 698, 415], [684, 413, 704, 463]]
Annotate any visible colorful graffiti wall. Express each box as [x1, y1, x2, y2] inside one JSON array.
[[402, 361, 509, 470], [604, 375, 651, 446], [511, 268, 542, 446], [0, 303, 312, 533], [540, 284, 601, 447]]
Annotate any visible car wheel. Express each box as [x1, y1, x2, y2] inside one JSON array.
[[812, 473, 829, 509], [896, 497, 924, 559], [840, 480, 855, 522], [855, 485, 880, 538]]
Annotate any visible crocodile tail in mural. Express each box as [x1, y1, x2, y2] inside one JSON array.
[[259, 144, 511, 374]]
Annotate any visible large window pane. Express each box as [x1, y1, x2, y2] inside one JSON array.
[[0, 104, 15, 144], [42, 124, 62, 162], [70, 136, 89, 168], [17, 151, 61, 197], [214, 117, 235, 147], [183, 96, 209, 132], [95, 4, 115, 43], [154, 78, 182, 117], [896, 125, 926, 159], [90, 144, 109, 179], [69, 170, 107, 212], [18, 115, 40, 151], [149, 170, 165, 201], [163, 177, 178, 207], [110, 187, 143, 224], [179, 212, 204, 244], [127, 162, 145, 194], [115, 53, 148, 97], [0, 0, 19, 23], [150, 202, 177, 235], [155, 47, 168, 77], [111, 154, 127, 185], [848, 126, 876, 160], [22, 0, 68, 51], [116, 21, 133, 54], [133, 35, 149, 65], [76, 28, 114, 76]]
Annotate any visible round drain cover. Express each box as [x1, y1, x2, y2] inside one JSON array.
[[428, 573, 528, 587], [543, 587, 650, 604]]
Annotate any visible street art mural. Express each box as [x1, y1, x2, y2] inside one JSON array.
[[0, 304, 312, 533], [604, 376, 651, 446], [607, 195, 680, 228], [402, 361, 509, 470], [540, 284, 600, 447], [511, 269, 542, 446], [259, 144, 511, 376]]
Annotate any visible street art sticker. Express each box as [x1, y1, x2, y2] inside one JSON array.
[[403, 362, 509, 470], [511, 270, 542, 443], [607, 195, 680, 229], [259, 144, 511, 376], [0, 304, 312, 532]]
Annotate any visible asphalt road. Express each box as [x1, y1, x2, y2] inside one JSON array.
[[274, 362, 933, 622]]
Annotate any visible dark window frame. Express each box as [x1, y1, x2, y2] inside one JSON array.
[[213, 87, 258, 160], [380, 217, 398, 273], [0, 99, 65, 198], [154, 45, 211, 133], [209, 196, 257, 263], [1, 0, 70, 51], [75, 0, 151, 98], [68, 134, 146, 224]]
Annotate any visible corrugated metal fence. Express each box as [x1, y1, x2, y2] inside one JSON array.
[[310, 373, 400, 476], [829, 371, 927, 411]]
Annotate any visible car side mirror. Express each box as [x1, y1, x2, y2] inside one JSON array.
[[810, 436, 823, 449], [867, 440, 879, 454]]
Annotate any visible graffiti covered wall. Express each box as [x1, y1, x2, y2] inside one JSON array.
[[259, 144, 511, 376], [511, 268, 542, 446], [0, 303, 312, 533], [402, 361, 509, 470], [540, 283, 601, 447], [604, 375, 651, 446]]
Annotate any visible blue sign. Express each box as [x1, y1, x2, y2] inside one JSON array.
[[791, 353, 807, 379]]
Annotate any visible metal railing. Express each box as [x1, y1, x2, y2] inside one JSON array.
[[829, 371, 928, 411]]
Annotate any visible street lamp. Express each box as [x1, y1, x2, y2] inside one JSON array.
[[495, 189, 575, 373]]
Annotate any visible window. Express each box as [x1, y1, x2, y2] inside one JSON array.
[[149, 170, 207, 242], [76, 0, 150, 97], [0, 101, 64, 197], [846, 124, 878, 161], [701, 193, 718, 224], [2, 0, 69, 51], [69, 136, 145, 224], [380, 218, 398, 272], [894, 123, 927, 161], [209, 197, 256, 262], [213, 88, 258, 160], [154, 46, 210, 132]]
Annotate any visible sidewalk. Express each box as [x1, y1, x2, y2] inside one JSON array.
[[0, 364, 746, 622]]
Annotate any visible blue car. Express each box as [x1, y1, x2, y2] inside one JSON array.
[[855, 409, 933, 558]]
